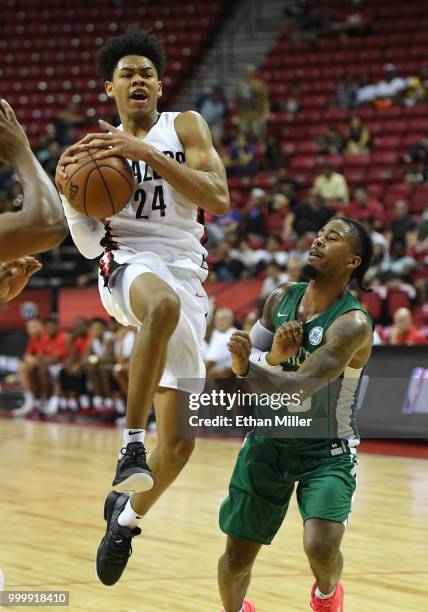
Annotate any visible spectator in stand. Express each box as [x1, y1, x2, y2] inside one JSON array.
[[229, 237, 262, 274], [315, 125, 344, 155], [16, 316, 69, 417], [380, 242, 417, 281], [416, 203, 428, 249], [335, 75, 357, 110], [388, 308, 427, 345], [292, 190, 335, 236], [265, 193, 294, 240], [205, 308, 237, 378], [59, 316, 92, 414], [54, 99, 86, 147], [112, 326, 136, 418], [280, 78, 301, 114], [263, 131, 284, 171], [41, 316, 70, 416], [408, 132, 428, 181], [387, 200, 418, 251], [222, 132, 257, 177], [274, 167, 300, 207], [375, 64, 408, 107], [235, 64, 270, 141], [85, 318, 115, 416], [333, 0, 372, 38], [16, 318, 46, 416], [344, 116, 370, 155], [242, 310, 258, 333], [254, 235, 289, 271], [344, 186, 384, 223], [241, 187, 267, 238], [197, 86, 227, 149], [212, 241, 246, 281], [313, 162, 349, 205], [260, 261, 289, 299]]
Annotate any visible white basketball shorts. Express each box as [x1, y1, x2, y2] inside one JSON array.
[[98, 251, 209, 393]]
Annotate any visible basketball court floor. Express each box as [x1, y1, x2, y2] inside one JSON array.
[[0, 419, 427, 611]]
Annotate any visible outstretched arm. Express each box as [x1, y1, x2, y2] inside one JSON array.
[[74, 111, 230, 215], [0, 100, 67, 261]]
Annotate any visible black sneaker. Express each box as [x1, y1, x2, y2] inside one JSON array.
[[112, 441, 154, 493], [96, 491, 141, 586]]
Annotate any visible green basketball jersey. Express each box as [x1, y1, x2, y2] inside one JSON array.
[[269, 282, 372, 456]]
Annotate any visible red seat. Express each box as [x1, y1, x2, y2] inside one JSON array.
[[360, 292, 383, 322], [386, 289, 411, 318]]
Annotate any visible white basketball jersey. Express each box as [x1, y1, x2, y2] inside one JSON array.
[[102, 112, 208, 276]]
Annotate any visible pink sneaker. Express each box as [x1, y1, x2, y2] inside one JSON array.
[[310, 582, 344, 611], [221, 599, 256, 612]]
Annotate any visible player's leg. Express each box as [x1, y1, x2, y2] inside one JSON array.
[[297, 452, 357, 609], [111, 271, 180, 492], [127, 387, 195, 516], [218, 433, 293, 610], [304, 519, 345, 597], [218, 536, 261, 612]]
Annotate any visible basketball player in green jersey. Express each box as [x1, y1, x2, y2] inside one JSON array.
[[218, 217, 374, 612], [0, 99, 66, 301]]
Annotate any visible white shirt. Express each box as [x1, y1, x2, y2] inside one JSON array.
[[205, 327, 237, 368], [62, 112, 208, 280]]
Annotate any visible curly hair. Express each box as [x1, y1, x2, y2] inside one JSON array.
[[97, 28, 166, 81]]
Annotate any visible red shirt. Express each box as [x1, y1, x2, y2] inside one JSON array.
[[395, 326, 427, 346], [26, 332, 69, 362], [26, 334, 47, 357], [72, 333, 92, 357]]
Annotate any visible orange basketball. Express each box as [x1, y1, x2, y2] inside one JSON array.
[[64, 148, 134, 218]]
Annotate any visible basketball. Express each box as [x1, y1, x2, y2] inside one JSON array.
[[64, 148, 134, 218]]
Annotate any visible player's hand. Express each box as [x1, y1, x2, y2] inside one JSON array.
[[267, 321, 303, 366], [55, 138, 89, 194], [77, 119, 151, 161], [0, 100, 31, 162], [227, 331, 252, 376], [0, 257, 42, 303]]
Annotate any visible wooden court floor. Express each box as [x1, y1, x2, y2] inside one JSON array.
[[0, 419, 427, 611]]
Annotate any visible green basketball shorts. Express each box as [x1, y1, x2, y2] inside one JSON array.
[[219, 432, 358, 545]]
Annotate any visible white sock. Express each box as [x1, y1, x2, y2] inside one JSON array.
[[104, 398, 113, 410], [93, 396, 103, 411], [114, 397, 125, 415], [315, 586, 336, 600], [118, 428, 145, 459], [118, 498, 143, 528], [67, 398, 78, 411], [79, 395, 90, 409], [59, 397, 67, 410]]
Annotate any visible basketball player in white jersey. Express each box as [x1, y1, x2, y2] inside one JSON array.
[[55, 28, 229, 585]]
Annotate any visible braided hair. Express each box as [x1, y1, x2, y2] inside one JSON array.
[[335, 217, 374, 292]]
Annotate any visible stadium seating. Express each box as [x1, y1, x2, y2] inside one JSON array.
[[1, 0, 228, 144]]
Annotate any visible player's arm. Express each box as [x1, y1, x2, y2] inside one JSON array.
[[76, 112, 230, 215], [250, 311, 373, 406], [0, 101, 68, 261], [228, 283, 294, 376], [54, 143, 105, 259]]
